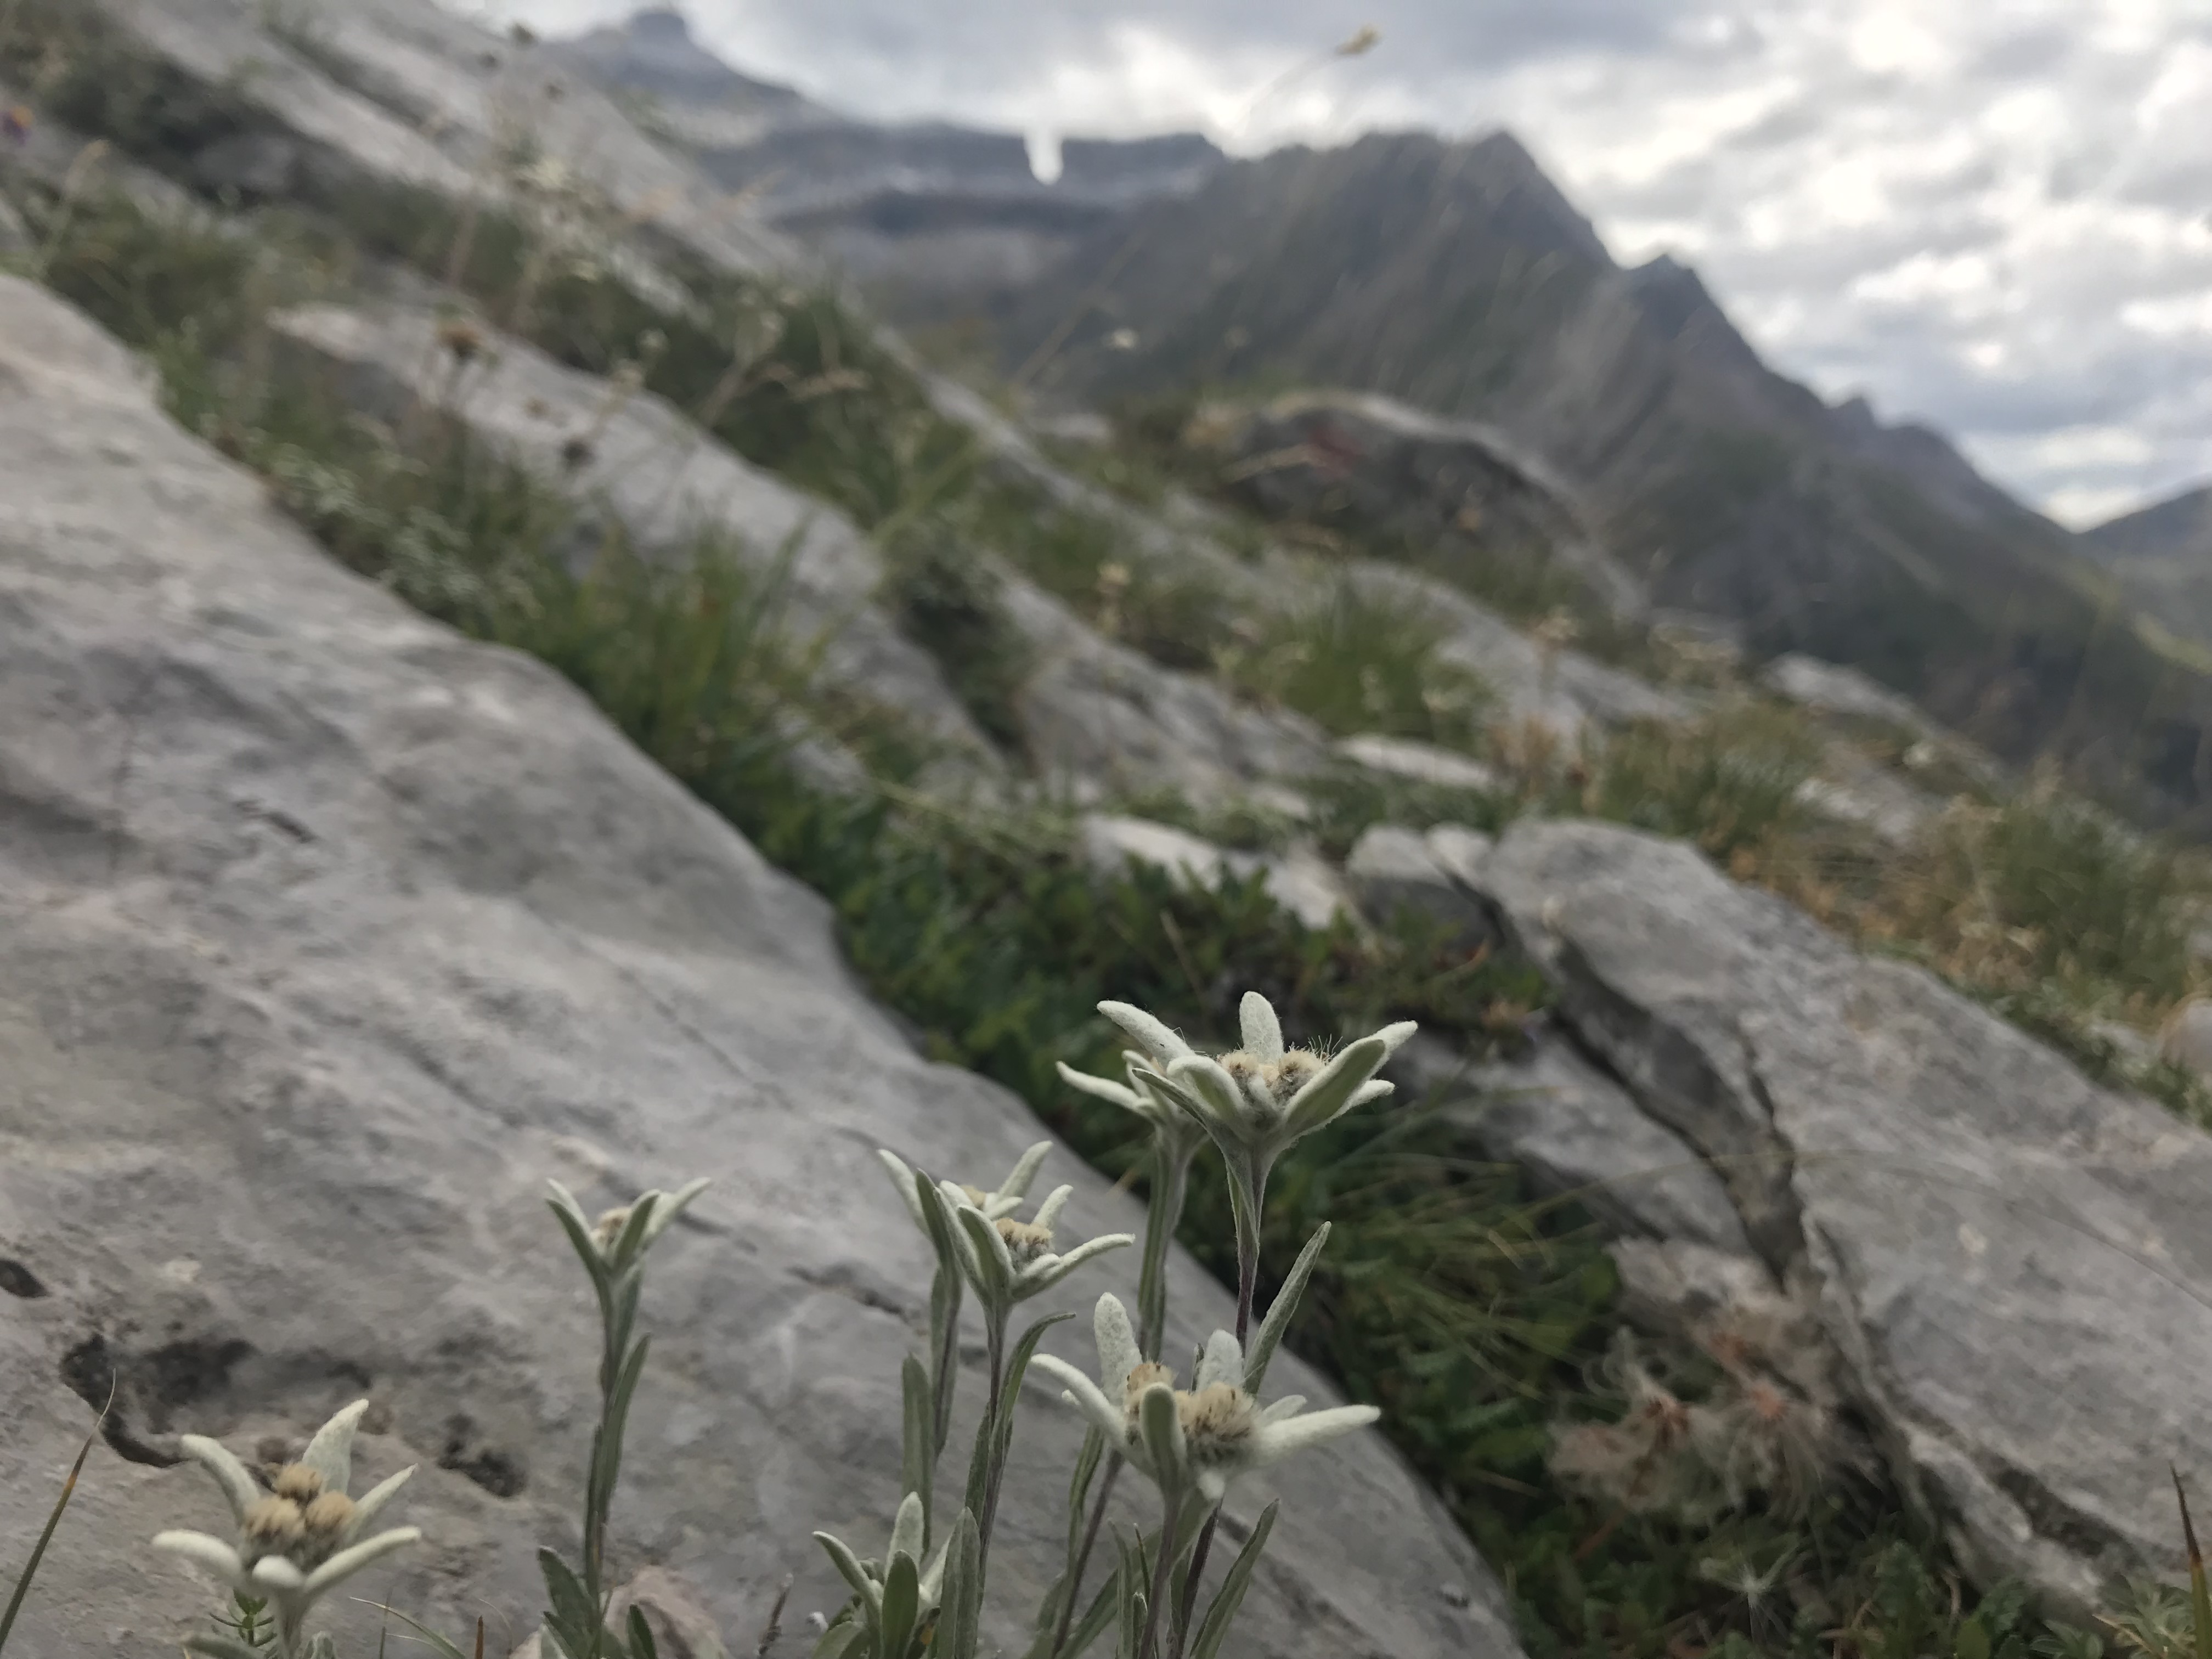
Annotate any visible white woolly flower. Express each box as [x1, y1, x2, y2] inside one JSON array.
[[1030, 1294, 1379, 1503], [878, 1148, 1133, 1310], [1100, 993, 1413, 1167], [153, 1400, 420, 1658]]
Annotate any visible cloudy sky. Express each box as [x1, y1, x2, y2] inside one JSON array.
[[489, 0, 2212, 528]]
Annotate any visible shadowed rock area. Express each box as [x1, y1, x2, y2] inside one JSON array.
[[0, 275, 1516, 1659]]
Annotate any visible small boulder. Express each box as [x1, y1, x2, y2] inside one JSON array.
[[1345, 823, 1492, 947]]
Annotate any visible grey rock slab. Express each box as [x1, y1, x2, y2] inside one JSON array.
[[1001, 572, 1332, 803], [1470, 815, 2212, 1611], [1425, 823, 1497, 892], [268, 300, 994, 760], [1338, 732, 1500, 793], [1390, 1035, 1752, 1255], [0, 275, 1513, 1659], [1345, 825, 1493, 949]]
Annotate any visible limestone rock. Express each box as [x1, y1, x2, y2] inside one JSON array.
[[1469, 815, 2212, 1611], [268, 301, 994, 761], [0, 276, 1512, 1659], [1345, 825, 1492, 948], [1338, 732, 1499, 794], [1424, 823, 1496, 892], [1003, 575, 1331, 806]]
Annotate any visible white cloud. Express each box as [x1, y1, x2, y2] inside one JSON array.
[[501, 0, 2212, 527]]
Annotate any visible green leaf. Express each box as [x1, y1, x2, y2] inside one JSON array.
[[546, 1190, 616, 1308], [593, 1335, 653, 1517], [814, 1532, 882, 1616], [609, 1193, 658, 1273], [901, 1353, 934, 1545], [812, 1611, 869, 1659], [539, 1548, 600, 1646], [1955, 1618, 1991, 1659], [1056, 1560, 1124, 1659], [994, 1312, 1074, 1469], [627, 1605, 661, 1659], [359, 1603, 477, 1659], [1186, 1502, 1277, 1659], [930, 1511, 982, 1659], [1065, 1429, 1106, 1562], [1243, 1223, 1329, 1393], [954, 1205, 1012, 1306], [879, 1552, 921, 1659]]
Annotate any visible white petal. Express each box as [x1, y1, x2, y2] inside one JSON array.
[[300, 1527, 421, 1596], [996, 1141, 1053, 1203], [1093, 1293, 1142, 1396], [1056, 1062, 1142, 1111], [177, 1435, 262, 1526], [1194, 1330, 1245, 1392], [1098, 1002, 1193, 1064], [1014, 1233, 1133, 1299], [1280, 1035, 1390, 1139], [1257, 1396, 1307, 1426], [1165, 1055, 1247, 1127], [639, 1176, 712, 1249], [342, 1466, 416, 1544], [1373, 1020, 1419, 1057], [151, 1531, 247, 1585], [300, 1400, 370, 1496], [252, 1556, 307, 1592], [1245, 1405, 1381, 1468], [1031, 1184, 1074, 1235], [1029, 1355, 1126, 1445], [878, 1150, 928, 1232], [1239, 992, 1285, 1062]]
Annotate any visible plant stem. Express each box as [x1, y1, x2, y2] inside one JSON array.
[[1134, 1491, 1184, 1659], [978, 1306, 1010, 1554], [1048, 1455, 1123, 1659]]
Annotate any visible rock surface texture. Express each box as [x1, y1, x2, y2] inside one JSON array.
[[0, 278, 1514, 1659], [1463, 817, 2212, 1612], [270, 301, 995, 759]]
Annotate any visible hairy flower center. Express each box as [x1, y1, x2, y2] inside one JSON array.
[[996, 1218, 1054, 1266], [591, 1205, 631, 1252], [1218, 1048, 1326, 1124], [1177, 1384, 1256, 1458], [242, 1495, 307, 1561], [272, 1462, 325, 1503]]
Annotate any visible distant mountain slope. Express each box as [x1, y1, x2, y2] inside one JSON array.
[[985, 130, 2212, 822], [2079, 485, 2212, 653]]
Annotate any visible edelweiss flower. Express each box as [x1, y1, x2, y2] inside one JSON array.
[[154, 1400, 419, 1656], [1101, 994, 1413, 1169], [1031, 1294, 1378, 1502], [878, 1148, 1133, 1309], [814, 1490, 953, 1635]]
